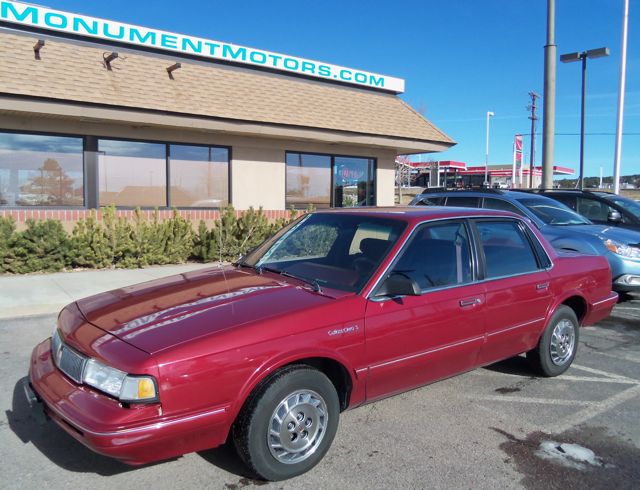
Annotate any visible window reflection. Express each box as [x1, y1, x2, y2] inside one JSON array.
[[286, 153, 331, 209], [333, 156, 375, 207], [0, 132, 83, 207], [98, 140, 167, 207], [170, 145, 228, 208]]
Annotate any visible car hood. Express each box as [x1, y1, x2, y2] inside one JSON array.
[[567, 225, 640, 245], [75, 266, 341, 354], [543, 223, 640, 245]]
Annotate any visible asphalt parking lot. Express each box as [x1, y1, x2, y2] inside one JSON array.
[[1, 295, 638, 489]]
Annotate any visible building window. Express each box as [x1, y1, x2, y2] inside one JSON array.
[[333, 156, 375, 207], [169, 145, 229, 208], [98, 139, 167, 207], [286, 152, 375, 209], [0, 132, 83, 207], [286, 153, 331, 209]]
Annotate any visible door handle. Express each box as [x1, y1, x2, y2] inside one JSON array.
[[536, 282, 550, 291], [459, 298, 481, 307]]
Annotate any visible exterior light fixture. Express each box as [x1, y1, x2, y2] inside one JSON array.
[[560, 47, 610, 189], [33, 39, 45, 59], [103, 51, 119, 69], [166, 62, 181, 77]]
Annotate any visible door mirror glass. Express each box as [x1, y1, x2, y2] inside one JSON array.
[[376, 273, 421, 297], [608, 210, 623, 223]]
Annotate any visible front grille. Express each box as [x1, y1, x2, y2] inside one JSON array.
[[52, 331, 87, 384]]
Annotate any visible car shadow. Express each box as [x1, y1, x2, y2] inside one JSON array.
[[197, 441, 257, 479], [6, 377, 144, 476], [483, 355, 537, 377]]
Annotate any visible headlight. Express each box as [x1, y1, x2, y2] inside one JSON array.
[[83, 359, 158, 402], [51, 329, 158, 403], [604, 239, 640, 259]]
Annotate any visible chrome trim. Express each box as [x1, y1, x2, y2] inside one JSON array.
[[486, 317, 546, 337], [369, 335, 484, 370], [47, 402, 227, 437], [591, 294, 618, 307]]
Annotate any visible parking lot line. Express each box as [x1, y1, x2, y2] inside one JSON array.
[[469, 395, 592, 406], [548, 384, 640, 434], [571, 363, 638, 382]]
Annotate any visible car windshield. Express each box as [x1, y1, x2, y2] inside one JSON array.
[[240, 213, 407, 293], [518, 198, 591, 226], [603, 195, 640, 219]]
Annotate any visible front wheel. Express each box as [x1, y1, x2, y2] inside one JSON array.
[[232, 366, 340, 481], [527, 305, 579, 377]]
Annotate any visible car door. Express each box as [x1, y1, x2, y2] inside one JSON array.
[[472, 218, 554, 365], [364, 219, 486, 401]]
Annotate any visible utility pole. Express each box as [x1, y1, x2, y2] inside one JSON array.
[[613, 0, 630, 194], [528, 92, 539, 189], [542, 0, 556, 189]]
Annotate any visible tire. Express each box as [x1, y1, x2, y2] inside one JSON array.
[[232, 366, 340, 481], [527, 305, 580, 377]]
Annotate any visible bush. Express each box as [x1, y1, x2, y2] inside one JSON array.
[[2, 219, 70, 273], [0, 205, 299, 274]]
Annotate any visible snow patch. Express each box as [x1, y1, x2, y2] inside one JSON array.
[[535, 441, 613, 470]]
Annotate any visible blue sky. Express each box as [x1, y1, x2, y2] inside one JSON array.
[[41, 0, 639, 178]]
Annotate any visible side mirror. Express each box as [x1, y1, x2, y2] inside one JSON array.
[[607, 210, 623, 223], [376, 273, 421, 297]]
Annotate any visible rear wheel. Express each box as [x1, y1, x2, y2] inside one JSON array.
[[527, 305, 579, 377], [232, 366, 340, 481]]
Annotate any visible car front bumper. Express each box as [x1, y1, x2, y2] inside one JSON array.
[[28, 338, 231, 465], [609, 253, 640, 292]]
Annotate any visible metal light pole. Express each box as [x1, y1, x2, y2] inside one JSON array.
[[560, 47, 609, 190], [542, 0, 556, 190], [484, 111, 494, 187], [613, 0, 630, 194]]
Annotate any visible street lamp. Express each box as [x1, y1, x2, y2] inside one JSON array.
[[484, 111, 494, 187], [560, 47, 609, 189]]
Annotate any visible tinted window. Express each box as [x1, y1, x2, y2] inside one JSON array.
[[550, 194, 577, 211], [169, 145, 229, 208], [576, 197, 616, 222], [605, 195, 640, 219], [476, 221, 539, 278], [517, 198, 590, 225], [483, 198, 523, 215], [445, 196, 480, 208], [0, 132, 84, 207], [415, 196, 445, 206], [286, 153, 331, 209], [98, 140, 166, 207], [393, 221, 472, 290]]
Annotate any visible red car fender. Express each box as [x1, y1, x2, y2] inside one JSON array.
[[227, 347, 363, 424], [542, 290, 588, 329]]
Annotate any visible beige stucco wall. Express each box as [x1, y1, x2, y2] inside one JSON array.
[[0, 110, 400, 210]]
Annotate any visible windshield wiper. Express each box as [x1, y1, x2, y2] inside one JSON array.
[[279, 271, 323, 294]]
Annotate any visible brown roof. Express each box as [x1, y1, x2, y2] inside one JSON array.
[[0, 32, 454, 146]]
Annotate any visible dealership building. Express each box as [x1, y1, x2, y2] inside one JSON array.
[[0, 1, 453, 227]]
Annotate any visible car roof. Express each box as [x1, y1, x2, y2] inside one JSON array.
[[415, 189, 545, 201], [315, 206, 522, 224]]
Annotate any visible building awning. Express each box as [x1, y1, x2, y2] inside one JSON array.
[[0, 31, 455, 154]]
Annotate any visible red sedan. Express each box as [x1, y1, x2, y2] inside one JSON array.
[[27, 207, 618, 480]]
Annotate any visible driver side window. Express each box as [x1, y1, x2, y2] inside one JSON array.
[[392, 221, 473, 291]]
